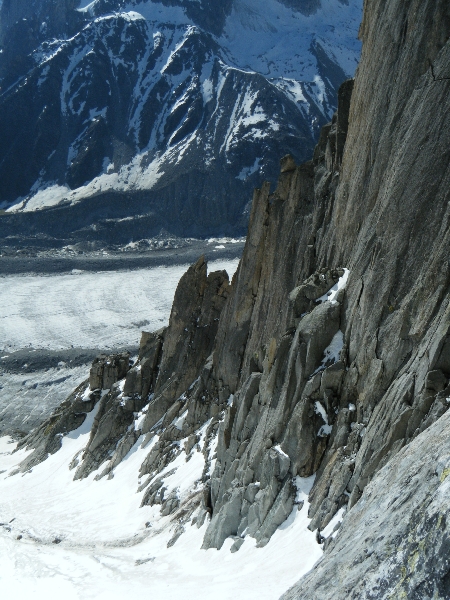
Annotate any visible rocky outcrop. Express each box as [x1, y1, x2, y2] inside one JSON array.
[[89, 352, 131, 391], [15, 258, 230, 481], [279, 0, 450, 595], [140, 256, 230, 434], [13, 350, 132, 474], [281, 409, 450, 600], [13, 379, 96, 473]]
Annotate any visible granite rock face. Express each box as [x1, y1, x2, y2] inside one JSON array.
[[281, 410, 450, 600]]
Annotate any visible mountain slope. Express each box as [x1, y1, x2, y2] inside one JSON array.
[[0, 0, 362, 245], [2, 0, 448, 597]]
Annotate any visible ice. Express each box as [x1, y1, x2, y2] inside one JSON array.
[[0, 259, 239, 353]]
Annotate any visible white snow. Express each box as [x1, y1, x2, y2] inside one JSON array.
[[317, 268, 350, 305], [321, 506, 345, 539], [314, 401, 332, 437], [273, 78, 307, 105], [77, 0, 96, 10], [0, 259, 239, 353], [237, 157, 262, 181], [207, 237, 245, 245], [274, 444, 289, 459], [319, 330, 345, 371], [0, 408, 323, 599], [173, 410, 188, 431], [7, 0, 362, 215], [220, 0, 362, 81], [16, 184, 71, 212], [314, 401, 328, 423], [201, 78, 214, 105]]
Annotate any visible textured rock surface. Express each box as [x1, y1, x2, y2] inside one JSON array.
[[141, 256, 230, 433], [281, 410, 450, 599]]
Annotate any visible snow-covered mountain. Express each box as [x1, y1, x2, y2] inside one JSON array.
[[0, 0, 361, 245]]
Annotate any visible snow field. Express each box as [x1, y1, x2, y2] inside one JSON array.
[[0, 403, 322, 599]]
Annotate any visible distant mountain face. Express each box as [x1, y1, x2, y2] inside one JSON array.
[[0, 0, 362, 245]]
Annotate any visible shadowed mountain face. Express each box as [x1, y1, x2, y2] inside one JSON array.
[[0, 0, 362, 246]]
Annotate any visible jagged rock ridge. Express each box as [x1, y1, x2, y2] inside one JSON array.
[[15, 77, 358, 549]]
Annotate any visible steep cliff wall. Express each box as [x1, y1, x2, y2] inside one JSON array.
[[301, 0, 450, 521]]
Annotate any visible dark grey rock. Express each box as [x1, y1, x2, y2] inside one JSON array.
[[89, 353, 130, 391], [13, 379, 97, 472]]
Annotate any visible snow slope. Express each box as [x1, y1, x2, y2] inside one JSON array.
[[0, 419, 323, 599]]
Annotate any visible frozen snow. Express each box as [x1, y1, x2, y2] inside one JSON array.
[[318, 330, 344, 372], [317, 268, 350, 305], [314, 401, 332, 436], [0, 401, 323, 599]]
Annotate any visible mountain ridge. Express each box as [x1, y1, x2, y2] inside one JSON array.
[[0, 0, 362, 246]]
